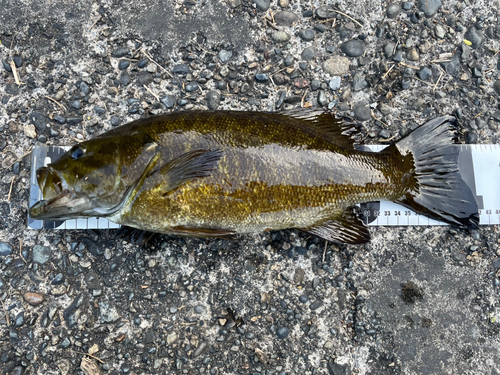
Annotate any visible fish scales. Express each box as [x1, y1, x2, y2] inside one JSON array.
[[29, 111, 479, 244], [109, 112, 407, 233]]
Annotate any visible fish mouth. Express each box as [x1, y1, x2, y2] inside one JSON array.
[[29, 166, 91, 220]]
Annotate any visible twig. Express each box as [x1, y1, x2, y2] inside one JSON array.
[[7, 146, 33, 169], [382, 64, 395, 79], [143, 85, 160, 102], [19, 239, 27, 264], [399, 62, 420, 70], [44, 96, 66, 111], [0, 298, 10, 326], [7, 176, 15, 202], [263, 19, 278, 30], [301, 88, 309, 107], [10, 61, 20, 85], [71, 350, 104, 364], [89, 15, 102, 31], [322, 242, 327, 263], [370, 110, 388, 127], [271, 67, 287, 77], [433, 71, 444, 92], [379, 134, 398, 142], [141, 48, 173, 77], [327, 9, 363, 28], [414, 77, 434, 87]]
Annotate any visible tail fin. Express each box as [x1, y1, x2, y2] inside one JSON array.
[[395, 116, 479, 229]]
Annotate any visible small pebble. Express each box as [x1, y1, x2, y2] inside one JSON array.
[[111, 47, 129, 58], [386, 3, 401, 18], [218, 50, 232, 63], [252, 0, 270, 11], [298, 29, 315, 41], [24, 292, 44, 306], [274, 10, 298, 26], [185, 82, 199, 92], [340, 40, 365, 57], [301, 47, 317, 61], [110, 116, 121, 127], [417, 0, 441, 17], [172, 64, 189, 75], [329, 76, 341, 90], [417, 66, 432, 80], [118, 60, 130, 70], [464, 27, 484, 49], [255, 73, 269, 83], [276, 327, 290, 339], [160, 95, 177, 108], [137, 59, 148, 68], [0, 243, 12, 256], [272, 31, 291, 43]]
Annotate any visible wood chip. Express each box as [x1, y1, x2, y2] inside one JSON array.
[[23, 124, 37, 138], [80, 357, 101, 375]]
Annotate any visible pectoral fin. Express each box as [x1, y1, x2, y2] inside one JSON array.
[[301, 207, 370, 244], [153, 149, 224, 196]]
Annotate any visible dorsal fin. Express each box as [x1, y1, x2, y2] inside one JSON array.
[[280, 108, 362, 149]]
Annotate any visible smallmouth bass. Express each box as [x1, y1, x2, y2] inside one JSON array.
[[29, 110, 478, 244]]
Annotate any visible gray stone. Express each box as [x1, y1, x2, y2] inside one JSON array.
[[418, 0, 441, 17], [206, 90, 221, 110], [387, 3, 401, 18], [99, 301, 121, 323], [465, 27, 484, 49], [301, 47, 317, 61], [435, 24, 445, 38], [30, 111, 46, 132], [340, 40, 365, 57], [329, 76, 341, 90], [317, 90, 328, 107], [274, 10, 298, 26], [276, 327, 290, 339], [218, 50, 232, 63], [315, 6, 335, 19], [322, 57, 350, 75], [172, 64, 189, 75], [252, 0, 270, 11], [384, 42, 395, 58], [185, 82, 199, 92], [137, 71, 153, 85], [272, 31, 291, 43], [160, 95, 176, 108], [352, 73, 368, 91], [298, 29, 315, 41], [32, 245, 50, 264], [493, 80, 500, 96], [353, 101, 371, 121], [403, 2, 414, 10], [417, 66, 432, 80], [0, 243, 12, 256]]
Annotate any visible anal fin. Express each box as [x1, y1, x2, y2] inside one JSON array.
[[300, 207, 371, 244]]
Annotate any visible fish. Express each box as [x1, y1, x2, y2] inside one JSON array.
[[29, 110, 479, 244]]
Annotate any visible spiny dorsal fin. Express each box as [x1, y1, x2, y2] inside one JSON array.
[[300, 207, 370, 244], [280, 108, 362, 149]]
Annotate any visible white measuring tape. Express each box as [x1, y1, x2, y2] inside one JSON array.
[[28, 144, 500, 230]]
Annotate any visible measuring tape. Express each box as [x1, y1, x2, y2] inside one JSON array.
[[28, 144, 500, 230]]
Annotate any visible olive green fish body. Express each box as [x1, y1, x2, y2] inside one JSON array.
[[30, 111, 478, 244]]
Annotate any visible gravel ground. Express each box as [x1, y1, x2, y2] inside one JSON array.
[[1, 0, 500, 374]]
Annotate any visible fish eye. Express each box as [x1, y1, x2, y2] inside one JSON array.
[[71, 147, 86, 159]]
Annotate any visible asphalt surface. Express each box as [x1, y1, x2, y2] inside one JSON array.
[[1, 0, 500, 374]]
